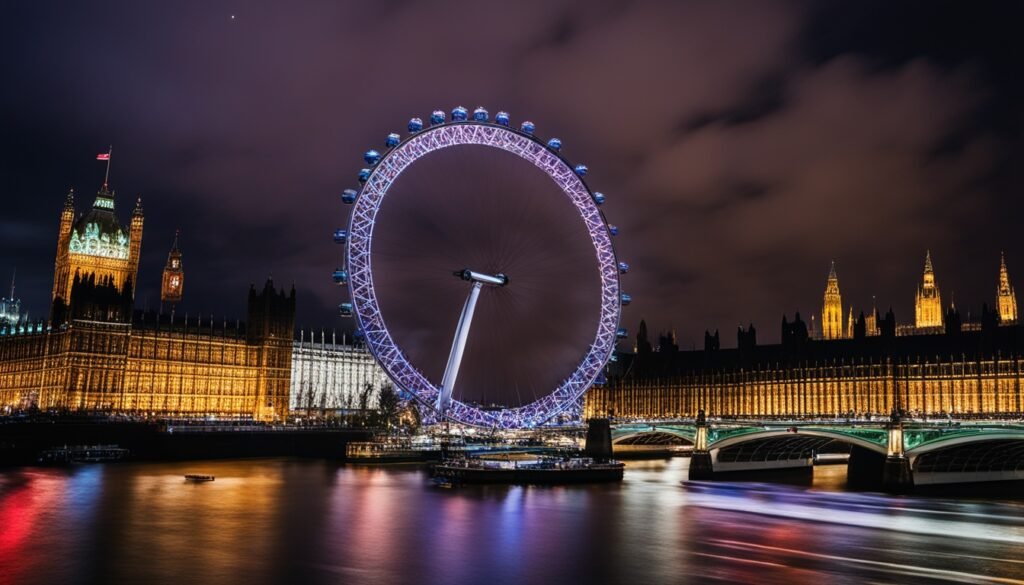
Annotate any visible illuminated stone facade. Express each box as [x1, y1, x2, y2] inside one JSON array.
[[0, 280, 295, 420], [998, 253, 1018, 324], [290, 330, 388, 412], [821, 262, 843, 340], [585, 324, 1024, 420], [51, 187, 143, 315], [915, 250, 943, 330]]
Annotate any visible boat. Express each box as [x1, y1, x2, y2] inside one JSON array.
[[430, 456, 624, 485], [37, 445, 129, 464], [345, 439, 444, 464], [184, 474, 215, 482]]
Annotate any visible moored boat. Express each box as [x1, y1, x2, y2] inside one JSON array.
[[37, 445, 129, 464], [184, 474, 215, 482], [431, 456, 624, 485]]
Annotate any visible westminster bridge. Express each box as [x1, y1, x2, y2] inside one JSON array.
[[605, 414, 1024, 490]]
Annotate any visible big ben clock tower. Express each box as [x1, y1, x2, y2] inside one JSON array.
[[161, 230, 184, 308]]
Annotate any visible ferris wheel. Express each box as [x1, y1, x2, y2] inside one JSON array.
[[333, 106, 629, 429]]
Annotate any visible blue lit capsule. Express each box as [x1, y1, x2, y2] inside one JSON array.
[[520, 121, 535, 134], [353, 328, 365, 340], [430, 110, 446, 125], [338, 303, 354, 317], [332, 269, 348, 285], [574, 164, 588, 176], [616, 327, 629, 339], [408, 118, 423, 132], [364, 150, 381, 165], [608, 225, 619, 236], [547, 138, 562, 151], [593, 192, 605, 205], [333, 229, 348, 244], [342, 189, 358, 204], [495, 111, 510, 126], [618, 261, 630, 274], [609, 353, 618, 362], [452, 106, 468, 121], [358, 168, 371, 183], [621, 293, 632, 306], [385, 133, 401, 147], [473, 107, 489, 121]]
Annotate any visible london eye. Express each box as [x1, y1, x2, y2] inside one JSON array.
[[334, 107, 628, 429]]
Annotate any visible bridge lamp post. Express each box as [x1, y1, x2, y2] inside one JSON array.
[[882, 409, 913, 491], [689, 409, 714, 480]]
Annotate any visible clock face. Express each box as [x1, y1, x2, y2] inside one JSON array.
[[170, 275, 180, 289]]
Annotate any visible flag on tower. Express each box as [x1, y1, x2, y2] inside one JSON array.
[[96, 153, 110, 160]]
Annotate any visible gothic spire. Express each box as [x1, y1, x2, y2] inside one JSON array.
[[924, 250, 934, 274]]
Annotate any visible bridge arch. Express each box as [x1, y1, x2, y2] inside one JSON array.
[[709, 429, 889, 456], [906, 430, 1024, 457], [611, 425, 695, 445]]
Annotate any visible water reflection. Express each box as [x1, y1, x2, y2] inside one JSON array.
[[1, 458, 1024, 585]]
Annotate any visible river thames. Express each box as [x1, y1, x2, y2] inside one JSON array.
[[2, 458, 1024, 585]]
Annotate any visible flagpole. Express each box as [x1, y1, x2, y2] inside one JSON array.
[[103, 145, 113, 188]]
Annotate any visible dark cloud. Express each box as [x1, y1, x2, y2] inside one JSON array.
[[1, 0, 1022, 372]]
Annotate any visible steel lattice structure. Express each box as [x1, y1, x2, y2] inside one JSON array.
[[340, 110, 623, 428]]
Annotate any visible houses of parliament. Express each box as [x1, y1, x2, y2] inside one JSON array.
[[0, 174, 385, 420], [585, 252, 1024, 421]]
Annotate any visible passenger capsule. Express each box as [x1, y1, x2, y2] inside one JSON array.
[[353, 328, 365, 341], [608, 225, 619, 236], [616, 327, 629, 339], [574, 164, 588, 176], [385, 133, 401, 147], [473, 107, 489, 121], [618, 261, 630, 274], [452, 106, 469, 121], [358, 168, 371, 183], [342, 189, 358, 204], [495, 111, 510, 126], [520, 121, 535, 135], [430, 110, 446, 125], [408, 118, 423, 132], [333, 229, 348, 244], [332, 269, 348, 285], [609, 353, 618, 362], [364, 150, 381, 165], [621, 293, 632, 306], [547, 138, 562, 151], [338, 303, 354, 317], [593, 192, 605, 205]]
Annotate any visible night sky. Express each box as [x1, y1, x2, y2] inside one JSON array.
[[3, 1, 1024, 355]]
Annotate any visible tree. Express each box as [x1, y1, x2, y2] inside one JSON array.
[[376, 384, 400, 430]]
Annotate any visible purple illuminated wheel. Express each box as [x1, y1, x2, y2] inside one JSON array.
[[338, 108, 626, 428]]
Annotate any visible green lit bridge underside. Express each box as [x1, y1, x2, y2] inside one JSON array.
[[611, 421, 1024, 456]]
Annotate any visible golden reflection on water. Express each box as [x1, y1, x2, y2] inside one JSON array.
[[107, 460, 285, 584]]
